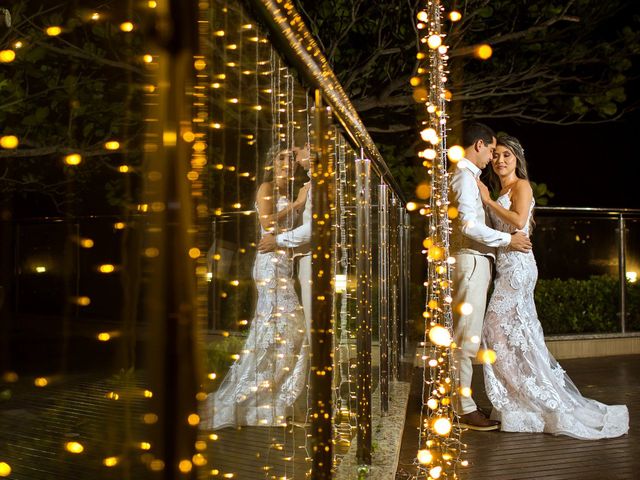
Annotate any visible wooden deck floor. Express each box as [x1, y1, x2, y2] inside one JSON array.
[[396, 355, 639, 480], [1, 355, 636, 479]]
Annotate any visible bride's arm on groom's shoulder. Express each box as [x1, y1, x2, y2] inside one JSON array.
[[479, 179, 532, 231]]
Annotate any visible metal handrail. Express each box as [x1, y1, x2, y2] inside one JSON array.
[[535, 206, 640, 215]]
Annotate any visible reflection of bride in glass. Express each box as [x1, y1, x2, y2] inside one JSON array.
[[204, 145, 310, 430]]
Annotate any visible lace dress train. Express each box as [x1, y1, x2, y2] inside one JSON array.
[[482, 194, 629, 439], [203, 196, 309, 430]]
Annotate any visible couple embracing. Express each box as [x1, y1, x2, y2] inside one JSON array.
[[449, 123, 628, 439]]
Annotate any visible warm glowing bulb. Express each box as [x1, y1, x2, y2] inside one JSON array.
[[428, 246, 443, 261], [187, 414, 200, 426], [416, 182, 431, 200], [448, 206, 459, 219], [420, 148, 436, 160], [420, 128, 438, 143], [97, 332, 111, 341], [427, 398, 438, 409], [417, 449, 433, 464], [0, 50, 16, 63], [64, 153, 82, 165], [75, 296, 91, 306], [334, 274, 347, 293], [417, 11, 428, 22], [34, 377, 48, 387], [119, 22, 134, 32], [188, 248, 201, 259], [477, 348, 497, 364], [406, 202, 418, 212], [626, 271, 637, 283], [46, 26, 62, 36], [0, 462, 11, 477], [0, 135, 19, 149], [475, 44, 493, 60], [143, 54, 153, 63], [178, 460, 193, 473], [103, 457, 119, 467], [429, 466, 443, 479], [194, 59, 206, 70], [460, 302, 473, 315], [449, 11, 462, 22], [148, 0, 158, 7], [428, 325, 452, 347], [433, 417, 452, 435], [427, 35, 442, 49], [460, 386, 472, 397], [90, 12, 100, 20], [99, 264, 115, 273], [104, 141, 120, 150], [65, 442, 84, 454], [447, 145, 464, 162]]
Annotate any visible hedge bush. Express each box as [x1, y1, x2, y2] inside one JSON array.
[[535, 275, 640, 334]]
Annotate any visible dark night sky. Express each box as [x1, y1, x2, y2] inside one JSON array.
[[488, 108, 640, 209]]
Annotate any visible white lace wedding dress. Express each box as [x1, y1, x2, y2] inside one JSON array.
[[204, 196, 309, 430], [482, 193, 629, 439]]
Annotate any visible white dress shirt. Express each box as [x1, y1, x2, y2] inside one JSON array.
[[449, 158, 511, 256], [276, 182, 311, 249]]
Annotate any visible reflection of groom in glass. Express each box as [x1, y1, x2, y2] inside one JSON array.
[[258, 144, 312, 337]]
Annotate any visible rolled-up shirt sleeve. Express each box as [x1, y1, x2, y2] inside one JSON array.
[[451, 171, 511, 247], [276, 221, 311, 248]]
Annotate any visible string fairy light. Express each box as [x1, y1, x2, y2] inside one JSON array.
[[412, 1, 466, 479]]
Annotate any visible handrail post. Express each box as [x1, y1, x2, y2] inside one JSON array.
[[378, 183, 390, 415], [618, 214, 627, 333], [355, 153, 372, 465]]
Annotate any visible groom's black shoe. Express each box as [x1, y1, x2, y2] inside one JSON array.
[[458, 410, 500, 431]]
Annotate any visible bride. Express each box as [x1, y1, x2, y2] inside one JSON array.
[[204, 146, 310, 430], [477, 134, 629, 439]]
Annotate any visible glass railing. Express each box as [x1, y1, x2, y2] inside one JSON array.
[[533, 207, 640, 335], [0, 1, 409, 479]]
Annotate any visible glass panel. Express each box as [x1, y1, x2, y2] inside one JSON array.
[[533, 214, 621, 334], [0, 2, 410, 479], [332, 131, 359, 470], [625, 218, 640, 331], [197, 2, 314, 478]]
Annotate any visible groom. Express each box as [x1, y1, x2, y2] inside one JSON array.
[[449, 122, 531, 430]]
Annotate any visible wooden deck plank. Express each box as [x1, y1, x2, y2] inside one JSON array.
[[396, 354, 638, 480]]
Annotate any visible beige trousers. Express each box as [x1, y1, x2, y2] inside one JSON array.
[[452, 254, 492, 414]]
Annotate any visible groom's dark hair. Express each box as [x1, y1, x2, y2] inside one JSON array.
[[462, 122, 496, 148]]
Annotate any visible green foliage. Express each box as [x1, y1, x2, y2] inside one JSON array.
[[535, 275, 640, 334], [203, 335, 246, 389], [530, 181, 555, 206], [294, 0, 640, 197]]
